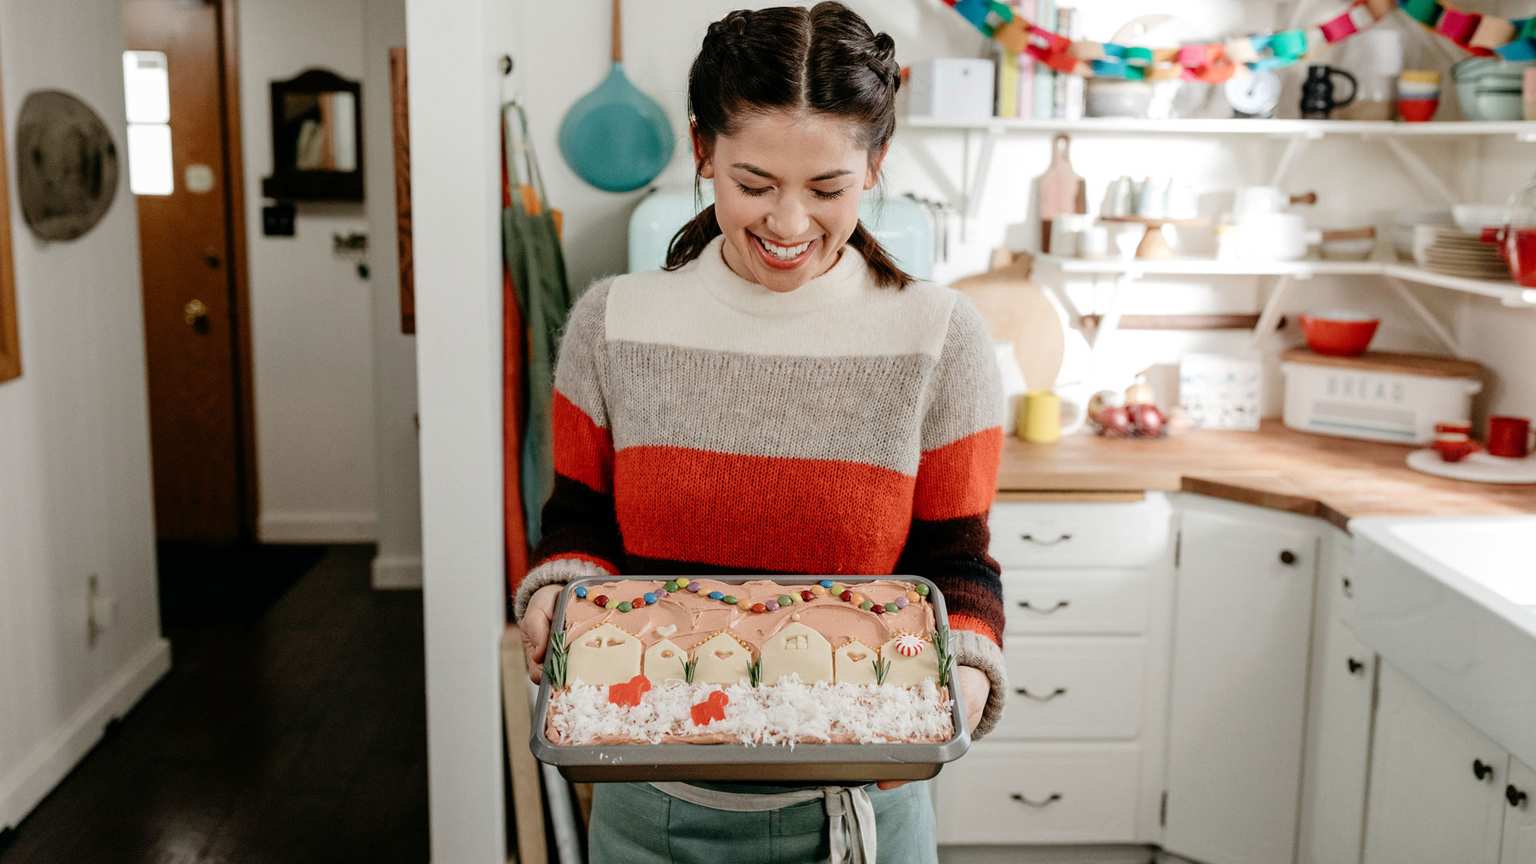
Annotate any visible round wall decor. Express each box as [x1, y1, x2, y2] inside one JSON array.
[[16, 90, 119, 242]]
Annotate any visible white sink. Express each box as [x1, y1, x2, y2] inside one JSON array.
[[1351, 516, 1536, 769]]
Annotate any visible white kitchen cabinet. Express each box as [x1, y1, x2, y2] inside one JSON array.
[[1364, 663, 1505, 864], [1163, 498, 1319, 864], [1298, 529, 1375, 864], [935, 742, 1142, 845], [1505, 759, 1536, 864]]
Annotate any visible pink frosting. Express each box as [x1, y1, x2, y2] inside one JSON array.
[[562, 578, 935, 652]]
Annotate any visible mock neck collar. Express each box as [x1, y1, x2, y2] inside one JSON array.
[[691, 235, 868, 317]]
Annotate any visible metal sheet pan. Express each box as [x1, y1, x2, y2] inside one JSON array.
[[530, 575, 971, 783]]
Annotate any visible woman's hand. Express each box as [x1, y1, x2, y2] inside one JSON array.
[[875, 665, 990, 790], [520, 583, 566, 683]]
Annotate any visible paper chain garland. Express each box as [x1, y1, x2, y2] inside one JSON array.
[[946, 0, 1536, 83]]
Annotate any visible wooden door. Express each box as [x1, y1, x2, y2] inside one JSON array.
[[1163, 502, 1318, 864], [1505, 758, 1536, 864], [1364, 663, 1505, 864], [123, 0, 249, 542]]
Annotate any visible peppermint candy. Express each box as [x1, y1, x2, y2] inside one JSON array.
[[895, 634, 926, 658]]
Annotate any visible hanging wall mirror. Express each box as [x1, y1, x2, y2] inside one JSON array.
[[262, 68, 363, 201]]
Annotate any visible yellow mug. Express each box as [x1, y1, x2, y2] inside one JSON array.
[[1020, 390, 1062, 443]]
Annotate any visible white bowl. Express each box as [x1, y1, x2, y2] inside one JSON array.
[[1453, 203, 1506, 234]]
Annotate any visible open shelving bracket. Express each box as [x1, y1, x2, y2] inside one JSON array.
[[1384, 274, 1464, 355]]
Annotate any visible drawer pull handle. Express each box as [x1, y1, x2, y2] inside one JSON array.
[[1017, 600, 1070, 614], [1474, 759, 1495, 782], [1341, 576, 1354, 598], [1010, 792, 1062, 808], [1346, 657, 1366, 676], [1015, 686, 1067, 702], [1020, 533, 1073, 546], [1509, 785, 1529, 809]]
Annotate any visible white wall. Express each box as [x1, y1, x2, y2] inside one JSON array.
[[410, 0, 512, 858], [362, 0, 422, 588], [0, 0, 170, 832], [240, 0, 379, 542]]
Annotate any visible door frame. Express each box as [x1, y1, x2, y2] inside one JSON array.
[[214, 0, 260, 539]]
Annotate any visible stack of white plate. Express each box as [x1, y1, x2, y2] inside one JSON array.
[[1390, 209, 1453, 262], [1412, 224, 1511, 280]]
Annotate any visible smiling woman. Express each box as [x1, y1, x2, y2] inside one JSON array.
[[510, 4, 1007, 862]]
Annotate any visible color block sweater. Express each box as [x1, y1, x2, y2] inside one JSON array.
[[512, 236, 1009, 737]]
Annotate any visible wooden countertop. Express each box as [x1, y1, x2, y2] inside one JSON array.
[[997, 420, 1536, 531]]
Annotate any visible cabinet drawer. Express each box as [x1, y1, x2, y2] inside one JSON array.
[[993, 638, 1145, 740], [936, 742, 1141, 844], [1002, 568, 1151, 635], [989, 497, 1171, 568]]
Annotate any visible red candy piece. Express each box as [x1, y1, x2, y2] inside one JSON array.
[[800, 590, 815, 602], [632, 596, 647, 607], [871, 604, 885, 615], [751, 602, 767, 614], [593, 595, 608, 608], [607, 674, 652, 708], [839, 590, 853, 602], [690, 690, 730, 726]]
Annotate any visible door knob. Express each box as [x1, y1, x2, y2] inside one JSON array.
[[1346, 657, 1366, 676], [1279, 549, 1298, 565], [183, 299, 209, 327], [1473, 759, 1495, 782]]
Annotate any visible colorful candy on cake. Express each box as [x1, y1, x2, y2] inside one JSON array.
[[543, 578, 956, 746]]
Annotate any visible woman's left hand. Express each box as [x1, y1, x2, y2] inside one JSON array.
[[876, 665, 990, 791]]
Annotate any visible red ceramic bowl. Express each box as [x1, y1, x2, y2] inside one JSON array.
[[1299, 311, 1380, 356], [1397, 98, 1439, 122]]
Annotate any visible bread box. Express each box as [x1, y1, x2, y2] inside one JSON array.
[[1280, 349, 1484, 444]]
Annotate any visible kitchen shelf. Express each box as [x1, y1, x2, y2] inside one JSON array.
[[1031, 253, 1535, 359], [904, 116, 1536, 141], [903, 116, 1536, 223]]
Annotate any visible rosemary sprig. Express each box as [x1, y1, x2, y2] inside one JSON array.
[[872, 657, 892, 686], [683, 657, 698, 684], [747, 658, 763, 688], [933, 624, 954, 689], [543, 630, 568, 690]]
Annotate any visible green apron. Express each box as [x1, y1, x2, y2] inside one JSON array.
[[502, 101, 576, 546], [588, 781, 937, 864]]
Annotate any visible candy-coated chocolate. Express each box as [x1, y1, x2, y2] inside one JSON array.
[[664, 581, 679, 592], [765, 600, 779, 612], [687, 582, 701, 592], [914, 583, 930, 596], [575, 586, 588, 599], [800, 589, 815, 602], [616, 601, 632, 613], [593, 595, 608, 608], [723, 595, 737, 605], [818, 579, 834, 589], [777, 594, 793, 606], [839, 590, 853, 603], [905, 590, 920, 604], [632, 596, 647, 608], [810, 585, 827, 597], [751, 603, 767, 614], [708, 591, 724, 601], [859, 600, 873, 611], [871, 604, 885, 615], [894, 596, 908, 609], [884, 602, 899, 613], [643, 592, 657, 604]]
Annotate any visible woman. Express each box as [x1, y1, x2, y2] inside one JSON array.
[[515, 4, 1006, 861]]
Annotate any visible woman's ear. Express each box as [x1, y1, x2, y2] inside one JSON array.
[[692, 126, 714, 179], [864, 143, 890, 190]]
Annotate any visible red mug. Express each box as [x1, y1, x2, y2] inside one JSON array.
[[1480, 227, 1536, 287], [1487, 415, 1535, 459]]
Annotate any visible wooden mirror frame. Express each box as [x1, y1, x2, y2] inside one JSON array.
[[261, 67, 363, 202], [0, 76, 20, 384]]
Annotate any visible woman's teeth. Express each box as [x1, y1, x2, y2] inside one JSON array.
[[756, 235, 811, 261]]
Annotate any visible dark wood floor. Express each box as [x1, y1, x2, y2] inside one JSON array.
[[0, 544, 429, 864]]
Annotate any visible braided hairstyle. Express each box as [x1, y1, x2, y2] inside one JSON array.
[[665, 2, 913, 289]]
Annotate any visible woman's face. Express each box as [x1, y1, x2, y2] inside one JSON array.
[[700, 110, 882, 293]]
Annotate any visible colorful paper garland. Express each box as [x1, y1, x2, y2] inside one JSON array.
[[945, 0, 1536, 80]]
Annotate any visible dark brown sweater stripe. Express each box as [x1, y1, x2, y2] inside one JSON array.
[[534, 475, 625, 570]]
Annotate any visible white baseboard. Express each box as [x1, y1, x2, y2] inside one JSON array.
[[258, 511, 377, 543], [371, 554, 423, 590], [0, 637, 171, 831]]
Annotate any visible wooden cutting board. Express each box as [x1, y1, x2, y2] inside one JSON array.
[[1035, 133, 1087, 253], [953, 251, 1065, 391]]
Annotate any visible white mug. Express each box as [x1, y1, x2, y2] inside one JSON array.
[[1078, 225, 1111, 259]]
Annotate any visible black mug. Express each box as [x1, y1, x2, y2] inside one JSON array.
[[1301, 65, 1358, 119]]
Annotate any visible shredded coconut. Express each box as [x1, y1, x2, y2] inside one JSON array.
[[548, 676, 953, 746]]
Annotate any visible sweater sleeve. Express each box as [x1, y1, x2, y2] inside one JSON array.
[[895, 293, 1008, 739], [511, 278, 625, 621]]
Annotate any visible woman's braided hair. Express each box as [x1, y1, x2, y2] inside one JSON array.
[[665, 2, 913, 289]]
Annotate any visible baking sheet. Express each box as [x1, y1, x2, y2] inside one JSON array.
[[529, 575, 971, 783]]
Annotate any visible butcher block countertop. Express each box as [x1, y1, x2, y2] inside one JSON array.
[[997, 420, 1536, 531]]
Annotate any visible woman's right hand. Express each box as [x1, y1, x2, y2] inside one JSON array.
[[520, 583, 566, 683]]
